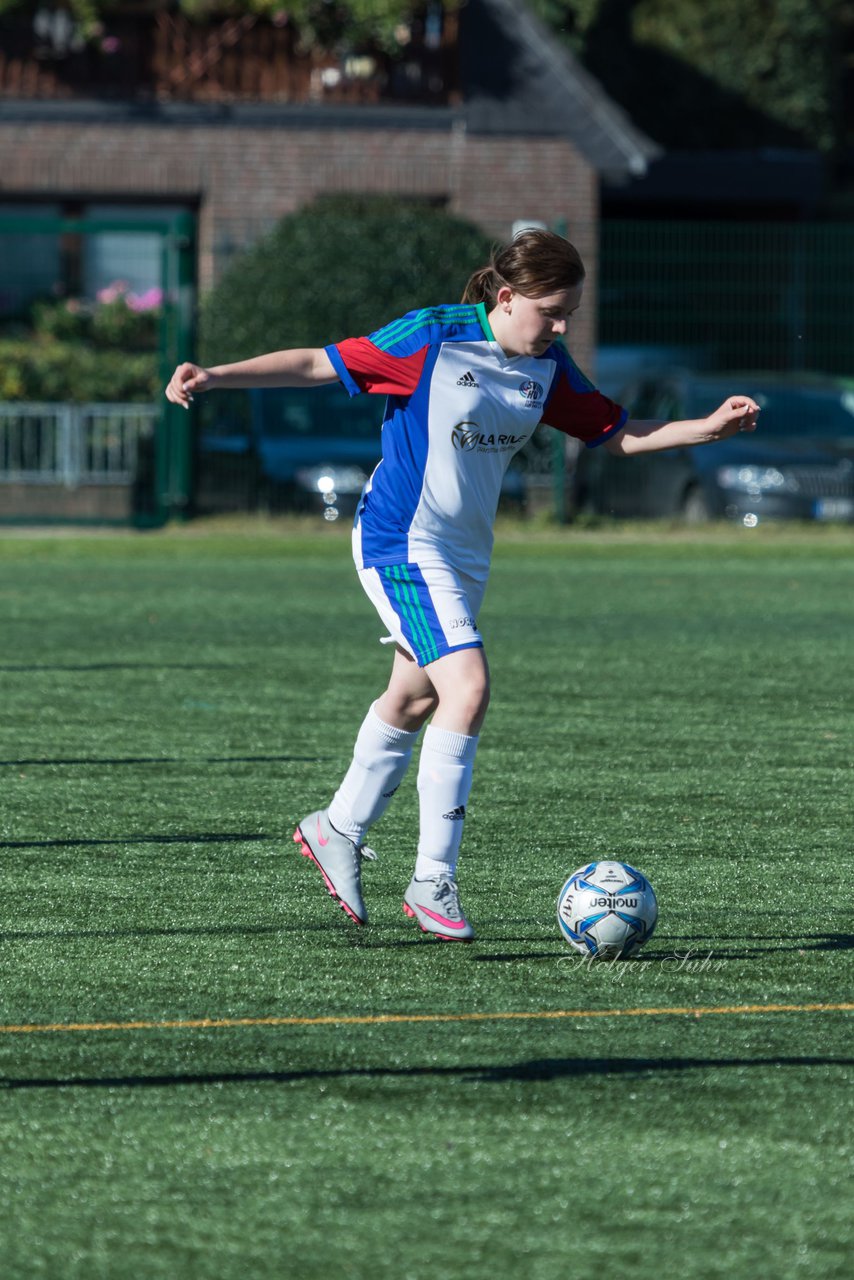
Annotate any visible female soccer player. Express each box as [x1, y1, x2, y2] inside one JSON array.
[[166, 229, 759, 941]]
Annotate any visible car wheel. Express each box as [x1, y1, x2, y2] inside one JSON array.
[[681, 485, 712, 524]]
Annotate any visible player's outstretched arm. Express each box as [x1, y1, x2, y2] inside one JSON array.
[[165, 348, 338, 410], [605, 395, 761, 456]]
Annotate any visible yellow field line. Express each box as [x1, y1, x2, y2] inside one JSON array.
[[1, 1002, 852, 1036]]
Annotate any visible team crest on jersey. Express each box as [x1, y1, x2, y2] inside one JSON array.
[[518, 379, 543, 407]]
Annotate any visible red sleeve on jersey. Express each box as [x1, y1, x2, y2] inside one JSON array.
[[334, 337, 428, 395], [541, 374, 627, 446]]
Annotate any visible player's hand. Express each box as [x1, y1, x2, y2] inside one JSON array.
[[705, 396, 761, 440], [165, 362, 215, 410]]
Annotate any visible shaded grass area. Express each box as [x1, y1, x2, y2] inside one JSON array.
[[0, 522, 852, 1278]]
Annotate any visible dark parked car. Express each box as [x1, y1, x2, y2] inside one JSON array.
[[196, 382, 525, 520], [195, 383, 381, 520], [578, 372, 854, 525]]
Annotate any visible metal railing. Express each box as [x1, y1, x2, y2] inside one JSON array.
[[0, 402, 156, 487], [0, 211, 197, 523]]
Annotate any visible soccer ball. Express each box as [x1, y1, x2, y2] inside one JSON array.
[[557, 860, 658, 959]]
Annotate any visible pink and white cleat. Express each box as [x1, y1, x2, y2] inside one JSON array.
[[293, 809, 374, 925], [403, 875, 475, 942]]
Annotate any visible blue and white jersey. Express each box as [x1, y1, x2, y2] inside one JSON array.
[[325, 302, 626, 581]]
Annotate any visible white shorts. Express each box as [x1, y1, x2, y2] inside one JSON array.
[[357, 561, 487, 668]]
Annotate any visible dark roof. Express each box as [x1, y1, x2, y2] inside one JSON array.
[[0, 99, 462, 131], [461, 0, 661, 181]]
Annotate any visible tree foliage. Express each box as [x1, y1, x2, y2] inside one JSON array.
[[199, 195, 494, 363], [528, 0, 844, 152], [0, 1, 440, 54], [633, 0, 839, 152]]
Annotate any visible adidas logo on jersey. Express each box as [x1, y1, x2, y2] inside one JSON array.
[[443, 805, 467, 821], [456, 370, 479, 387]]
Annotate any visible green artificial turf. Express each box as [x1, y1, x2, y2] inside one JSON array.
[[0, 520, 851, 1278]]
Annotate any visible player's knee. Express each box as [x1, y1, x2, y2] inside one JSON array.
[[404, 689, 439, 723], [474, 674, 491, 721], [451, 669, 490, 728], [382, 687, 437, 729]]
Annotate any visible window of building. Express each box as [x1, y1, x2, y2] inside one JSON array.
[[81, 203, 189, 297], [0, 202, 63, 317]]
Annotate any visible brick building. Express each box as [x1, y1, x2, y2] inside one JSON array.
[[0, 0, 656, 371]]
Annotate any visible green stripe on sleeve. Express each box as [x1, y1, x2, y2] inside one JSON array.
[[374, 306, 478, 352]]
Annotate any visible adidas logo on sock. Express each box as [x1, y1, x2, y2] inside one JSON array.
[[456, 370, 479, 387], [443, 805, 467, 821]]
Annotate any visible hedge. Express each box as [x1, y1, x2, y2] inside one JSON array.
[[0, 340, 159, 403], [200, 195, 496, 363]]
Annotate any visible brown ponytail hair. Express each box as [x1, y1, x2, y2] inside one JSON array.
[[462, 229, 585, 306]]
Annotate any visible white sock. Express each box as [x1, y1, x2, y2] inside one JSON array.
[[415, 724, 479, 880], [327, 702, 420, 845]]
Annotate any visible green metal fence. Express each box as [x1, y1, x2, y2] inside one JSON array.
[[0, 213, 195, 525], [5, 214, 852, 525], [599, 220, 854, 378]]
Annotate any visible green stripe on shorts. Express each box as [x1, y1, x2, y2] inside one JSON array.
[[383, 565, 440, 665]]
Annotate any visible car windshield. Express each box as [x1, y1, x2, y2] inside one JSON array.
[[255, 385, 380, 440], [688, 382, 854, 438]]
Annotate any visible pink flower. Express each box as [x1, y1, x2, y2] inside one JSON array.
[[126, 287, 163, 313], [96, 281, 131, 305], [101, 36, 121, 55]]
